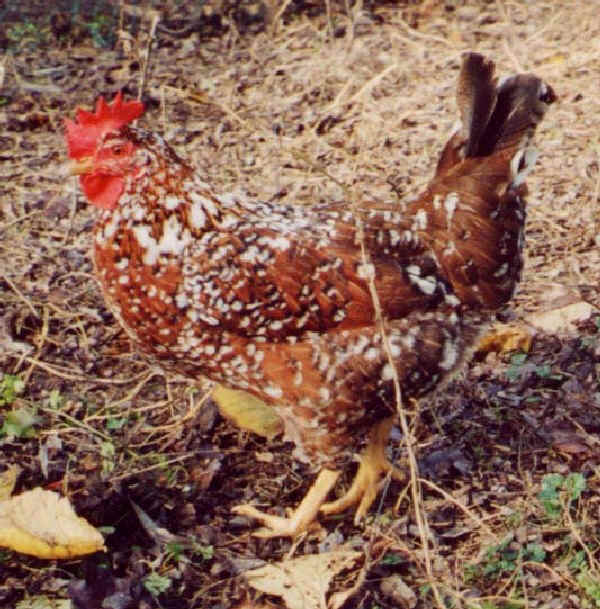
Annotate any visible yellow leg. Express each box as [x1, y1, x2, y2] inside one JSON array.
[[320, 418, 404, 524], [232, 469, 340, 538]]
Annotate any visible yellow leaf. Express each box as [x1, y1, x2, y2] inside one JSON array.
[[16, 596, 71, 609], [245, 551, 362, 609], [0, 488, 106, 559], [212, 385, 283, 439], [0, 464, 20, 500], [476, 323, 532, 355]]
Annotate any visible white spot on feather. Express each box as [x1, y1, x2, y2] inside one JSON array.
[[132, 225, 159, 265], [381, 363, 394, 380], [440, 339, 458, 370], [510, 147, 538, 187], [412, 209, 428, 230], [444, 192, 459, 225], [319, 387, 331, 402], [265, 384, 283, 399], [165, 195, 180, 210], [158, 215, 191, 257]]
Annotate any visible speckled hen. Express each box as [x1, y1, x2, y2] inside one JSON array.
[[65, 53, 555, 537]]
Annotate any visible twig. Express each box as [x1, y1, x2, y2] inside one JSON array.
[[110, 452, 196, 481], [21, 355, 151, 385], [2, 273, 39, 319], [269, 0, 294, 37], [496, 0, 524, 71], [138, 10, 160, 100], [420, 478, 498, 539]]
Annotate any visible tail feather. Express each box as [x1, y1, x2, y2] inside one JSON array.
[[457, 52, 498, 157], [477, 73, 556, 157], [436, 53, 556, 176], [412, 53, 555, 310]]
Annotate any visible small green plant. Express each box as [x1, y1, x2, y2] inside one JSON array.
[[465, 537, 546, 583], [505, 353, 563, 382], [538, 473, 586, 520], [577, 572, 600, 607], [381, 551, 403, 565], [192, 542, 214, 561], [100, 441, 115, 474], [0, 407, 38, 438], [6, 21, 44, 48], [144, 572, 172, 597], [0, 374, 25, 406], [0, 376, 38, 439], [48, 389, 64, 410], [165, 541, 185, 563], [85, 13, 117, 48], [569, 549, 588, 572], [505, 352, 528, 381], [106, 417, 128, 430]]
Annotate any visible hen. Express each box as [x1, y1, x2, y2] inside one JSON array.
[[65, 53, 555, 537]]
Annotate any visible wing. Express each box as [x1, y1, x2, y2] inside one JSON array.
[[178, 197, 450, 341]]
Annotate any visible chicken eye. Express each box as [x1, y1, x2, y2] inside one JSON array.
[[538, 84, 556, 104]]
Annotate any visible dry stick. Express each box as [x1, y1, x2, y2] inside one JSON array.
[[344, 0, 354, 49], [346, 171, 445, 609], [22, 306, 50, 384], [22, 355, 151, 385], [110, 452, 196, 482], [2, 273, 39, 319], [61, 177, 79, 245], [138, 11, 160, 101], [564, 506, 600, 575], [304, 156, 443, 603], [420, 478, 498, 540], [325, 0, 334, 40], [269, 0, 294, 37], [592, 146, 600, 244], [496, 0, 525, 72]]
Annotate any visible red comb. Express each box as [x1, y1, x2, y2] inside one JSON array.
[[65, 92, 144, 160]]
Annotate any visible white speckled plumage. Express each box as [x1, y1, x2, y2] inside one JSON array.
[[69, 55, 555, 476]]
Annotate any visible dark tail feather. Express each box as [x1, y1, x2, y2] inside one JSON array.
[[458, 52, 498, 157], [436, 53, 556, 175], [476, 73, 556, 157]]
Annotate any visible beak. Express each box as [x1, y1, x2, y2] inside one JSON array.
[[65, 156, 94, 176]]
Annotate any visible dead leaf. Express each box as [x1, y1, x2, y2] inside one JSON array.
[[0, 465, 20, 501], [526, 302, 598, 335], [244, 551, 362, 609], [0, 488, 106, 558], [380, 575, 417, 607], [212, 385, 283, 439], [476, 323, 532, 355], [130, 499, 179, 546], [16, 597, 71, 609]]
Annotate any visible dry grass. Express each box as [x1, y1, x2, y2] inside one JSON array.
[[1, 1, 600, 607]]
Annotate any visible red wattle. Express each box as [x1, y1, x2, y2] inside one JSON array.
[[81, 174, 124, 211]]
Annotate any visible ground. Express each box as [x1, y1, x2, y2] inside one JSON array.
[[1, 1, 600, 608]]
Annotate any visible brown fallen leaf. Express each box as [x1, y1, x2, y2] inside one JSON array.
[[380, 574, 417, 608], [244, 551, 362, 609], [526, 302, 598, 335], [0, 488, 106, 559]]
